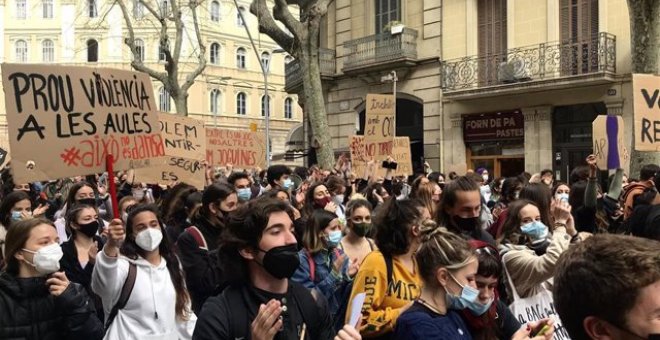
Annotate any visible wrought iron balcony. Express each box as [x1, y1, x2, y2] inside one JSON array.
[[441, 32, 616, 94], [284, 49, 336, 94], [342, 27, 418, 73]]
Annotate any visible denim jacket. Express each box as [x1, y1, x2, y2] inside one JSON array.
[[291, 247, 353, 320]]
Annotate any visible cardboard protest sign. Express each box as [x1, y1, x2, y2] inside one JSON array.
[[134, 113, 206, 189], [349, 135, 412, 177], [632, 74, 660, 151], [206, 128, 266, 169], [592, 115, 628, 170], [364, 94, 395, 163], [1, 64, 165, 183]]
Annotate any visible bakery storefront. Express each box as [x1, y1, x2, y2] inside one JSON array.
[[463, 110, 525, 178]]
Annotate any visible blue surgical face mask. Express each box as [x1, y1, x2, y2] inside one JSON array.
[[11, 211, 29, 222], [236, 188, 252, 201], [521, 220, 549, 240], [282, 178, 293, 190], [326, 230, 342, 248], [467, 297, 493, 316], [555, 193, 569, 203], [445, 273, 479, 310]]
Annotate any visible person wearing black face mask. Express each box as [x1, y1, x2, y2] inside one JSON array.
[[59, 204, 105, 321], [194, 197, 362, 340], [437, 176, 496, 246], [177, 183, 237, 314]]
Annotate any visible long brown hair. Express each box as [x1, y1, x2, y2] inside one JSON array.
[[498, 199, 536, 245], [121, 204, 191, 321], [417, 182, 439, 219], [3, 218, 55, 275]]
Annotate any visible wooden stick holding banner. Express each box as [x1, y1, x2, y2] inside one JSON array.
[[106, 154, 119, 218]]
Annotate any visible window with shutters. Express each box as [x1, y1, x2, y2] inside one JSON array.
[[477, 0, 507, 85], [375, 0, 400, 34], [560, 0, 598, 75]]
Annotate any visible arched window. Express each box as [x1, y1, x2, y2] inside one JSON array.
[[210, 43, 220, 64], [236, 92, 247, 115], [88, 0, 98, 18], [42, 39, 54, 62], [260, 52, 271, 73], [261, 95, 270, 117], [87, 39, 98, 62], [236, 47, 246, 69], [236, 6, 245, 26], [43, 0, 54, 18], [159, 87, 171, 112], [16, 0, 26, 19], [284, 98, 293, 119], [210, 89, 221, 115], [15, 40, 28, 62], [134, 39, 145, 61], [210, 1, 220, 21]]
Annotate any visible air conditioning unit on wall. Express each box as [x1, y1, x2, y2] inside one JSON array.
[[497, 59, 532, 83]]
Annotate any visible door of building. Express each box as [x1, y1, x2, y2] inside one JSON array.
[[552, 103, 604, 183], [468, 154, 524, 178]]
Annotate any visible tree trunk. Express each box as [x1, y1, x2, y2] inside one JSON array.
[[627, 0, 660, 177], [300, 52, 334, 169], [174, 94, 188, 116]]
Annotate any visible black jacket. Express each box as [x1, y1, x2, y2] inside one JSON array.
[[177, 214, 224, 313], [193, 282, 335, 340], [59, 236, 105, 321], [0, 272, 103, 340]]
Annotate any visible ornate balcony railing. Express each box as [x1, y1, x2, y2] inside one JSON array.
[[284, 48, 335, 93], [343, 28, 418, 71], [441, 32, 616, 92]]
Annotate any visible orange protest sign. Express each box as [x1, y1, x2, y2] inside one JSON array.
[[1, 64, 165, 183], [206, 128, 266, 169]]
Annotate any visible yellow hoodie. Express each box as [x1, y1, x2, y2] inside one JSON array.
[[346, 250, 422, 338]]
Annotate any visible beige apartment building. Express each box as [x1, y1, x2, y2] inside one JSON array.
[[0, 0, 303, 165], [286, 0, 633, 179]]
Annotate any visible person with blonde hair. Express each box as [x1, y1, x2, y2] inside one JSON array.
[[417, 182, 442, 219], [395, 227, 554, 340]]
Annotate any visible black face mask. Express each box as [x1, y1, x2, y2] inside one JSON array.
[[76, 220, 100, 238], [258, 244, 300, 279], [453, 215, 479, 232], [76, 198, 97, 207]]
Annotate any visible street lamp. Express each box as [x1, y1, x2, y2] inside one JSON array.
[[381, 71, 398, 136], [208, 76, 232, 128]]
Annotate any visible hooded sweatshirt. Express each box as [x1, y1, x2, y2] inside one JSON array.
[[91, 251, 196, 340]]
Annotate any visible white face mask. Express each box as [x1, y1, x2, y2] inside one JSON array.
[[121, 212, 129, 224], [482, 174, 489, 182], [22, 243, 63, 275], [135, 228, 163, 252], [132, 188, 146, 201]]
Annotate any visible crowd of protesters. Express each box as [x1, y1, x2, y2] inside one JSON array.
[[0, 153, 657, 340]]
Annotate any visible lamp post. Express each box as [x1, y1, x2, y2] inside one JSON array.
[[381, 70, 398, 136], [233, 0, 287, 167]]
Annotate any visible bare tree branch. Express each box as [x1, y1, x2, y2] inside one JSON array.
[[250, 0, 297, 54], [116, 0, 168, 84], [272, 0, 303, 39], [182, 0, 207, 93]]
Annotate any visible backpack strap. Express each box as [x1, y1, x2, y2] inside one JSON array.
[[305, 249, 316, 283], [104, 262, 137, 332], [185, 226, 208, 251], [291, 283, 323, 339]]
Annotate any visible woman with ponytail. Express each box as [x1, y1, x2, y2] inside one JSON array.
[[346, 199, 429, 339]]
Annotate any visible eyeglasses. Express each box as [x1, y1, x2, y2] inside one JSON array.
[[475, 246, 500, 261]]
